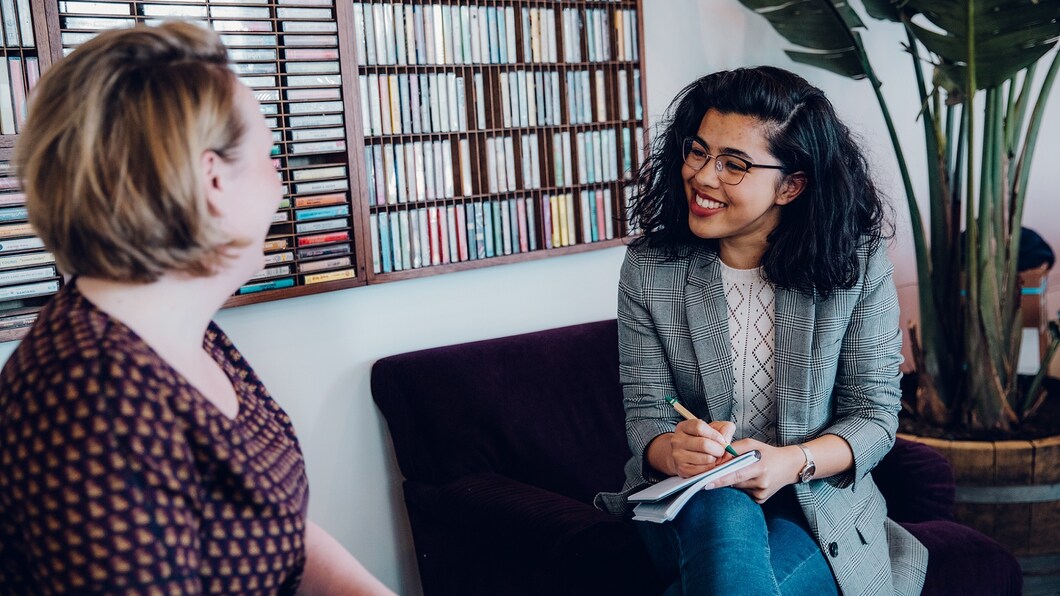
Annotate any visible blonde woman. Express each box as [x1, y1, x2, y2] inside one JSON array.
[[0, 22, 392, 595]]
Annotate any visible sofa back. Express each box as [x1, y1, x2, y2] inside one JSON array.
[[371, 320, 630, 504]]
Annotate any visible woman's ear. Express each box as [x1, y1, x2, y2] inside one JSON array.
[[201, 149, 225, 216], [775, 172, 807, 206]]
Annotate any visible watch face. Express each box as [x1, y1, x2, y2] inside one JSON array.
[[800, 463, 816, 483]]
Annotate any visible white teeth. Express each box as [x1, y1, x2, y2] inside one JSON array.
[[695, 195, 725, 209]]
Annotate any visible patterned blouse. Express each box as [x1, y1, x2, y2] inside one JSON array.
[[0, 281, 310, 594]]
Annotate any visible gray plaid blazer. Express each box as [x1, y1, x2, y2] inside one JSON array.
[[608, 241, 927, 595]]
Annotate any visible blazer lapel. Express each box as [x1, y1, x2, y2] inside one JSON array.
[[684, 248, 734, 423], [773, 285, 816, 443]]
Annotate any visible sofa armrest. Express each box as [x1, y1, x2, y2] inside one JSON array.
[[872, 437, 956, 523], [405, 473, 663, 595]]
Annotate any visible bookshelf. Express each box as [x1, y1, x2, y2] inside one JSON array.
[[0, 0, 58, 341], [0, 0, 647, 341], [351, 1, 646, 281]]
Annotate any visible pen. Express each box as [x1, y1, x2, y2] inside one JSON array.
[[664, 395, 740, 458]]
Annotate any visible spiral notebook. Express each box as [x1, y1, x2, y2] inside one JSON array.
[[629, 450, 761, 523]]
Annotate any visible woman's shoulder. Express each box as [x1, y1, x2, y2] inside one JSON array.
[[0, 285, 185, 424], [812, 238, 894, 307], [854, 237, 895, 281], [3, 284, 119, 387]]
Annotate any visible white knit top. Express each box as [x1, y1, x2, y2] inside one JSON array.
[[719, 261, 777, 444]]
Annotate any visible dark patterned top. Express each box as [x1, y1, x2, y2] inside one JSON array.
[[0, 281, 309, 595]]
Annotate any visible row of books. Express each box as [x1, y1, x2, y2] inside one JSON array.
[[240, 245, 356, 294], [497, 69, 562, 128], [59, 0, 333, 17], [238, 233, 357, 294], [0, 177, 32, 241], [365, 139, 460, 205], [240, 70, 339, 91], [368, 190, 619, 273], [613, 9, 638, 62], [0, 276, 58, 305], [277, 164, 348, 194], [561, 7, 638, 63], [499, 67, 643, 127], [359, 65, 642, 140], [0, 170, 59, 319], [233, 57, 339, 77], [0, 262, 57, 290], [359, 71, 467, 137], [0, 55, 37, 134], [0, 0, 33, 48], [61, 26, 342, 56], [353, 3, 637, 67], [62, 8, 334, 30], [0, 206, 56, 289], [61, 3, 338, 26], [364, 125, 645, 207]]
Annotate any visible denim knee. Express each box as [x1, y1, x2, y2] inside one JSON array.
[[670, 487, 766, 542]]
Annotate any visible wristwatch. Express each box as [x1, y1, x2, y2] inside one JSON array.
[[796, 444, 816, 484]]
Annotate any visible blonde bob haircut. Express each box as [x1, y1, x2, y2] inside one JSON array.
[[15, 21, 247, 283]]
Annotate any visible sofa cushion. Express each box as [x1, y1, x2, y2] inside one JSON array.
[[402, 473, 665, 595], [372, 320, 631, 503], [902, 520, 1022, 595]]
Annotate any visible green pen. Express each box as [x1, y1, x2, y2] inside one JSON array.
[[664, 395, 740, 458]]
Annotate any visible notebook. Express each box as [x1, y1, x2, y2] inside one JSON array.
[[629, 450, 762, 523]]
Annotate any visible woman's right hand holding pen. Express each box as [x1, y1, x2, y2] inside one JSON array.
[[647, 419, 737, 478]]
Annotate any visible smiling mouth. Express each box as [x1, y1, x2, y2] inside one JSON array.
[[694, 193, 726, 210]]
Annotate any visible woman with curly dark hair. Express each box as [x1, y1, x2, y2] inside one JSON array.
[[597, 66, 927, 595]]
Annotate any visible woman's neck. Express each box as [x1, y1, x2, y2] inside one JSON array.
[[76, 271, 239, 359], [718, 239, 766, 270]]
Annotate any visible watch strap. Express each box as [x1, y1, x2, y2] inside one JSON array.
[[797, 443, 815, 483]]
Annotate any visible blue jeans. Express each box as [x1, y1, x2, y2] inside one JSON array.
[[635, 486, 839, 596]]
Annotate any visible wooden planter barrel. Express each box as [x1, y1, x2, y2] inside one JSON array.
[[898, 433, 1060, 595]]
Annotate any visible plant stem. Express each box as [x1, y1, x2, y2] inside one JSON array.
[[1023, 332, 1060, 415]]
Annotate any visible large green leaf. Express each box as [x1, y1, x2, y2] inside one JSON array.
[[903, 0, 1060, 89], [903, 0, 1058, 43], [785, 49, 869, 78], [861, 0, 903, 22], [736, 0, 869, 79]]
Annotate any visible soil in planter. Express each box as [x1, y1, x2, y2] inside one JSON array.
[[898, 375, 1060, 441]]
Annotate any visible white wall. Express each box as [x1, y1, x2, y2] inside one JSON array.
[[1, 2, 1057, 593]]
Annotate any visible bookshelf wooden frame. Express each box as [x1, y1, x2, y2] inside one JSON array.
[[0, 0, 647, 342]]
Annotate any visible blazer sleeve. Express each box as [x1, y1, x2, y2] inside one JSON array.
[[821, 244, 904, 491], [617, 247, 682, 483]]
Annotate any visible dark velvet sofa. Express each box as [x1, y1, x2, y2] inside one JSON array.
[[371, 320, 1021, 595]]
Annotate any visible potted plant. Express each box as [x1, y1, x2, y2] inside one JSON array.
[[733, 0, 1060, 581]]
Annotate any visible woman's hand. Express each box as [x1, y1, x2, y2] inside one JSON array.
[[705, 439, 804, 503], [648, 420, 736, 478]]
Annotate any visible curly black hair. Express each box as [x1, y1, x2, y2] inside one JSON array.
[[628, 66, 891, 298]]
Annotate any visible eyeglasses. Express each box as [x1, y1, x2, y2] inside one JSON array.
[[681, 136, 785, 185]]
